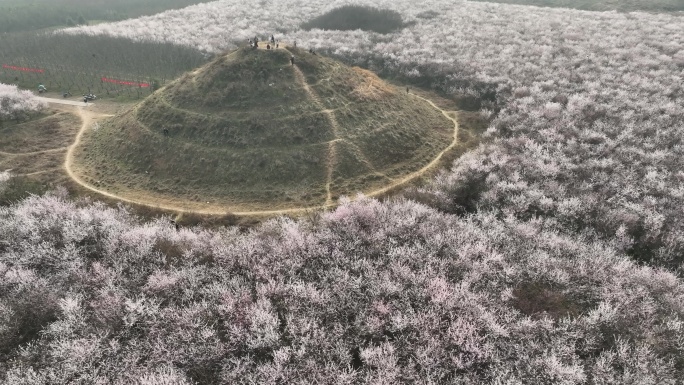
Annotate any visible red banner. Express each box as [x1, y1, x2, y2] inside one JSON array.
[[101, 77, 150, 88], [2, 64, 44, 73]]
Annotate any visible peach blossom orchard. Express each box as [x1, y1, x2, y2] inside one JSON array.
[[0, 83, 46, 120], [1, 0, 683, 383]]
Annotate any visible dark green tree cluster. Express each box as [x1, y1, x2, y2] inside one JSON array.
[[302, 5, 406, 34]]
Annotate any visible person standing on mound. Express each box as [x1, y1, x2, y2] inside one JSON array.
[[290, 55, 295, 65]]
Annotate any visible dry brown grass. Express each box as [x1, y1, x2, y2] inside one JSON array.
[[350, 67, 397, 100], [0, 110, 79, 154], [511, 282, 589, 320], [0, 108, 81, 179]]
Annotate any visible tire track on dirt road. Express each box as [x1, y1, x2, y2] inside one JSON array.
[[0, 147, 68, 157]]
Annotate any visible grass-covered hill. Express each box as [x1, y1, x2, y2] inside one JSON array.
[[73, 47, 453, 212]]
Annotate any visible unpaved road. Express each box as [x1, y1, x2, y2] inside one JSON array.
[[52, 90, 459, 217], [36, 96, 94, 107]]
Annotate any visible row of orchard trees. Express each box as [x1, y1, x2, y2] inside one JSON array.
[[0, 83, 46, 121], [0, 32, 208, 98], [0, 0, 217, 33]]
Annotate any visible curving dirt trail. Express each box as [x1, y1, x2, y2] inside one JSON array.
[[17, 168, 63, 177], [63, 107, 112, 200], [364, 94, 460, 198], [0, 147, 68, 157], [59, 90, 459, 217]]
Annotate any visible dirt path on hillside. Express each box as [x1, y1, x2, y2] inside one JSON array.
[[0, 147, 68, 156], [63, 107, 121, 203], [364, 94, 460, 197], [289, 61, 388, 207], [60, 85, 459, 217], [289, 64, 339, 206], [17, 168, 62, 177]]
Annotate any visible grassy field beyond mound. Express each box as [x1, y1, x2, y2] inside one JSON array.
[[472, 0, 684, 12], [73, 47, 453, 212]]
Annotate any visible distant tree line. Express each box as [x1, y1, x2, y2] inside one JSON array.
[[470, 0, 684, 12], [301, 5, 407, 34], [0, 32, 208, 97]]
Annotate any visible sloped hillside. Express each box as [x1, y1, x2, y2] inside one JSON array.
[[73, 47, 453, 212]]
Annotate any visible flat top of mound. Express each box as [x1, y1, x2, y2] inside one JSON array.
[[72, 46, 455, 213]]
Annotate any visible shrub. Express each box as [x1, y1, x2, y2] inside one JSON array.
[[0, 84, 46, 121], [0, 174, 49, 206]]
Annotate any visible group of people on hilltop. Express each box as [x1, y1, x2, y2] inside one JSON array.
[[248, 34, 280, 50], [246, 34, 298, 65], [248, 36, 258, 48]]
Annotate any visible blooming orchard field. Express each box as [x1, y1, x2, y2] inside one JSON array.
[[1, 0, 683, 383], [1, 191, 683, 383], [65, 0, 684, 272]]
